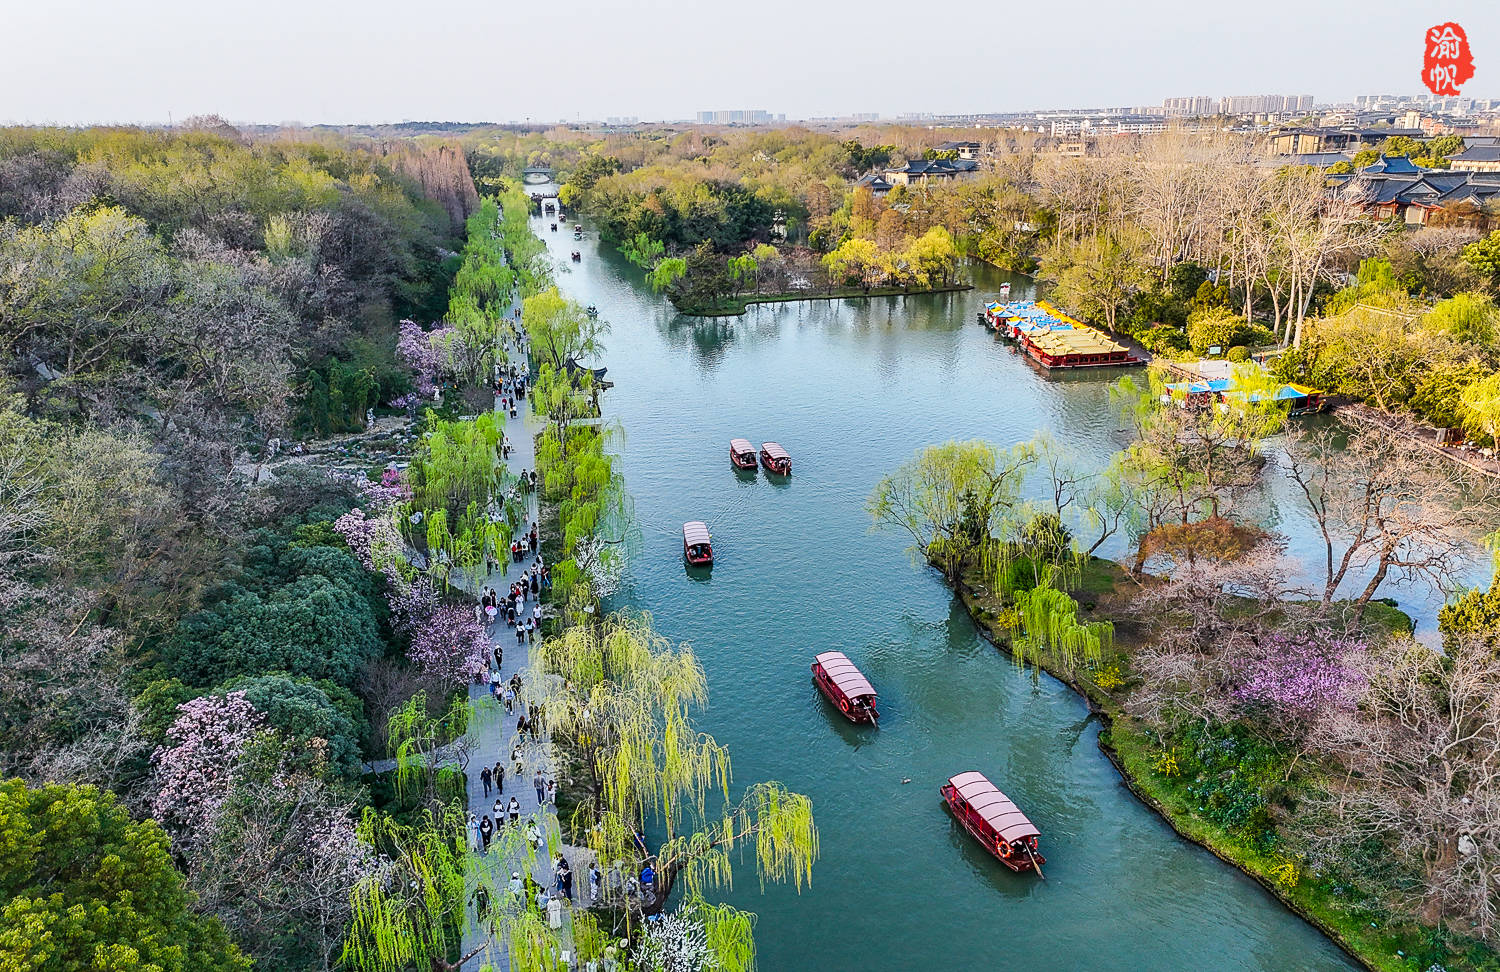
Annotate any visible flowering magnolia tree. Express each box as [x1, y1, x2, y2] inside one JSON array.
[[408, 604, 490, 686], [150, 691, 267, 841], [333, 507, 404, 573], [396, 319, 440, 397], [1231, 633, 1366, 726]]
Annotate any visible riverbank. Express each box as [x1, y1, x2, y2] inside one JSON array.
[[672, 282, 973, 317], [951, 558, 1489, 972]]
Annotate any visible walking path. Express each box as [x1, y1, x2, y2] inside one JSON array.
[[458, 307, 582, 972]]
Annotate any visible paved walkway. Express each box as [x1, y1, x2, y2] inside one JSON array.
[[459, 308, 581, 971]]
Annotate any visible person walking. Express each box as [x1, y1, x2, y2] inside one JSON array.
[[468, 812, 481, 851], [492, 760, 504, 793], [479, 814, 494, 851], [589, 863, 602, 905], [534, 772, 545, 806], [546, 779, 557, 805], [480, 765, 493, 798], [508, 796, 520, 824], [493, 797, 504, 823], [512, 746, 524, 777], [503, 685, 515, 714]]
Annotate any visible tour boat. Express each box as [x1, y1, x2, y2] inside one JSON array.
[[759, 442, 791, 475], [811, 651, 879, 724], [940, 772, 1045, 875], [729, 438, 757, 470], [682, 521, 713, 566]]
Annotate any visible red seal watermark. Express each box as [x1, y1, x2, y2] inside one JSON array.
[[1423, 22, 1474, 96]]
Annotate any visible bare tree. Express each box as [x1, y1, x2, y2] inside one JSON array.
[[1308, 635, 1500, 936], [1282, 424, 1490, 619]]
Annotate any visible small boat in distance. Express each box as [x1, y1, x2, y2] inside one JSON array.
[[571, 251, 581, 262], [811, 651, 878, 724], [760, 442, 791, 475], [683, 521, 713, 566], [729, 438, 757, 470], [941, 772, 1045, 876]]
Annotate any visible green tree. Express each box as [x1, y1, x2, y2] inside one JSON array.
[[867, 440, 1035, 583], [1462, 230, 1500, 286], [1040, 229, 1153, 333], [0, 779, 248, 972], [1461, 373, 1500, 446]]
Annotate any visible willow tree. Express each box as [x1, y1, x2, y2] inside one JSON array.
[[387, 691, 472, 808], [534, 417, 626, 609], [1008, 580, 1113, 672], [523, 287, 609, 373], [867, 439, 1035, 583], [404, 411, 521, 587], [342, 805, 521, 972], [527, 616, 818, 918]]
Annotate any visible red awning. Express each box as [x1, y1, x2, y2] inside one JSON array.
[[813, 651, 876, 701], [683, 521, 711, 545], [761, 442, 789, 460], [947, 771, 1039, 843]]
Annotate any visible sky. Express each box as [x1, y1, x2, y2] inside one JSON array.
[[2, 0, 1498, 125]]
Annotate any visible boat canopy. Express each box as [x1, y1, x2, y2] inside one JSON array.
[[683, 521, 711, 545], [814, 651, 876, 701], [730, 438, 754, 454], [761, 442, 790, 461], [947, 771, 1040, 844]]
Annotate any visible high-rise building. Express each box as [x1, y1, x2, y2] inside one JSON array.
[[696, 109, 774, 125], [1162, 96, 1216, 116]]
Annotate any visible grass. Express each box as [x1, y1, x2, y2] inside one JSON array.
[[672, 282, 973, 317]]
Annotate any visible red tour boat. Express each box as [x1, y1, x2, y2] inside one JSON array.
[[729, 438, 757, 470], [682, 521, 713, 566], [759, 441, 791, 475], [811, 651, 879, 724], [941, 771, 1045, 875]]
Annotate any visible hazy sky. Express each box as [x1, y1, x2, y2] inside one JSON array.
[[3, 0, 1497, 125]]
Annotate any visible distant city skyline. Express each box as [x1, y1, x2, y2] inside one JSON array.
[[1, 0, 1496, 126]]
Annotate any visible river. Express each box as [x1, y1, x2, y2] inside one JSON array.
[[535, 216, 1406, 970]]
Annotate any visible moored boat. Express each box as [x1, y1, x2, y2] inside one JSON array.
[[759, 441, 791, 475], [811, 651, 878, 724], [683, 521, 713, 566], [940, 771, 1045, 875], [729, 438, 757, 470]]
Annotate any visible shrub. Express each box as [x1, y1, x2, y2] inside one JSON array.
[[1227, 346, 1250, 362]]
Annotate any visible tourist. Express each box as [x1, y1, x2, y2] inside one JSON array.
[[508, 796, 520, 824], [546, 779, 557, 805], [589, 863, 602, 904], [493, 643, 503, 669], [494, 762, 504, 794], [555, 858, 572, 900], [503, 685, 515, 714], [515, 623, 524, 649], [472, 884, 489, 924], [509, 871, 524, 901], [480, 765, 492, 797], [479, 814, 494, 851], [527, 821, 544, 851], [468, 812, 480, 851], [533, 772, 545, 805], [639, 861, 656, 900], [525, 616, 536, 642], [512, 746, 523, 776], [493, 797, 504, 822]]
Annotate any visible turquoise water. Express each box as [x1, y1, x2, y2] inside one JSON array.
[[539, 217, 1372, 970]]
